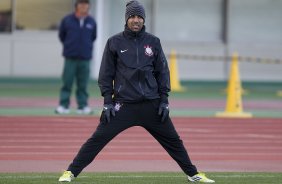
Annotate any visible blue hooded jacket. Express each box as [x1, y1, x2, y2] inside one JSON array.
[[59, 13, 97, 60]]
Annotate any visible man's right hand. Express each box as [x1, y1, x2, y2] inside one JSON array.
[[103, 104, 115, 123]]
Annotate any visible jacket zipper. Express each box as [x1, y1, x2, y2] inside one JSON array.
[[79, 19, 83, 58], [135, 38, 139, 65], [135, 37, 144, 96], [117, 85, 122, 93]]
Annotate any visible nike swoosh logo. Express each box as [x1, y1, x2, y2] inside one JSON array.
[[121, 49, 128, 53]]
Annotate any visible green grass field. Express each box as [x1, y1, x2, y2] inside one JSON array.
[[0, 78, 281, 99], [0, 78, 282, 117], [0, 172, 281, 184]]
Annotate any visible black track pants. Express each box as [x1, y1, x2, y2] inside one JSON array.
[[68, 99, 198, 177]]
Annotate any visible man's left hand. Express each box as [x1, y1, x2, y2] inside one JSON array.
[[158, 103, 169, 122], [103, 104, 115, 123]]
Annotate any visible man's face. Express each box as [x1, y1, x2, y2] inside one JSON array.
[[127, 15, 144, 32], [76, 3, 90, 17]]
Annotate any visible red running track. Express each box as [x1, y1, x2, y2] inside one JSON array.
[[0, 116, 282, 173]]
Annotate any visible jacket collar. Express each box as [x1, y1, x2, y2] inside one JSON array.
[[71, 13, 89, 20], [124, 25, 145, 39]]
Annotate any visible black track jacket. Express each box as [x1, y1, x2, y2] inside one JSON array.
[[98, 26, 170, 104]]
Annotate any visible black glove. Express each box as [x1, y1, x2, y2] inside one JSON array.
[[103, 104, 115, 123], [158, 103, 169, 122]]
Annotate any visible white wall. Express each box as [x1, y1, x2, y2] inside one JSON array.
[[229, 44, 282, 81], [0, 0, 282, 82], [0, 31, 63, 77], [2, 31, 281, 81], [0, 35, 12, 76]]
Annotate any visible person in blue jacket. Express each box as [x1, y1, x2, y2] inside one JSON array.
[[59, 0, 214, 183], [55, 0, 97, 115]]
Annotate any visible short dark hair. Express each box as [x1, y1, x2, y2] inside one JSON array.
[[75, 0, 90, 6]]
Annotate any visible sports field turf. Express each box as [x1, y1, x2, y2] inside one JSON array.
[[0, 172, 281, 184]]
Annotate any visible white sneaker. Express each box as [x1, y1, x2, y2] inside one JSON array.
[[58, 170, 74, 182], [188, 172, 215, 183], [55, 106, 70, 114], [77, 106, 93, 115]]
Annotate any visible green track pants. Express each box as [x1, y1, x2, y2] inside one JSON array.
[[59, 59, 90, 109]]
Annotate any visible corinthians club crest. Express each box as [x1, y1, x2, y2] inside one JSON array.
[[144, 45, 153, 57], [114, 102, 123, 112]]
